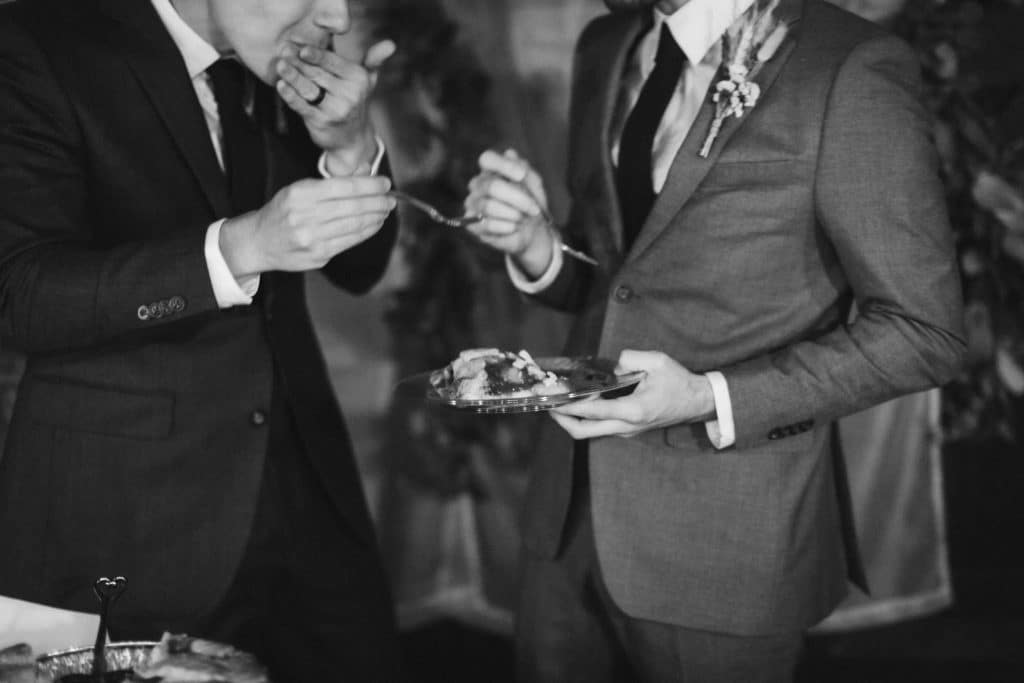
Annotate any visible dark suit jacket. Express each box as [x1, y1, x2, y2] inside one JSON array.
[[0, 0, 395, 622], [523, 0, 966, 635]]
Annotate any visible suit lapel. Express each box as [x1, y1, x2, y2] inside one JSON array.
[[575, 13, 648, 257], [625, 0, 804, 263], [95, 0, 231, 217]]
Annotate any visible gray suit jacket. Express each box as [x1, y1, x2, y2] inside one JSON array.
[[522, 0, 965, 636]]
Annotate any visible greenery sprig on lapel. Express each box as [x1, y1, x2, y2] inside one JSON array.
[[699, 0, 789, 158]]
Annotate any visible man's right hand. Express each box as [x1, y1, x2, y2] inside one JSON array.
[[219, 175, 396, 279], [464, 149, 556, 280]]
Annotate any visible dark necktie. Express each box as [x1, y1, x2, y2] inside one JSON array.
[[207, 58, 267, 214], [616, 23, 685, 251]]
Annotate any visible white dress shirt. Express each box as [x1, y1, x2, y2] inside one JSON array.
[[510, 0, 757, 449], [151, 0, 385, 308]]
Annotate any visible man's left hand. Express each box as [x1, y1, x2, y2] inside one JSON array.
[[275, 40, 396, 173], [550, 350, 716, 440]]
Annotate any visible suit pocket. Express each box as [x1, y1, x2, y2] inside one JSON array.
[[20, 376, 174, 440], [697, 159, 812, 192]]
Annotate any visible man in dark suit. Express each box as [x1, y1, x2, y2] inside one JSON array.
[[0, 0, 400, 678], [465, 0, 965, 680]]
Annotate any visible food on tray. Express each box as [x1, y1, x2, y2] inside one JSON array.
[[431, 348, 571, 400], [131, 633, 268, 683]]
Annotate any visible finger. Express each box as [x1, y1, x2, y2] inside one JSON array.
[[479, 198, 523, 222], [320, 213, 390, 246], [294, 44, 366, 81], [552, 396, 643, 423], [276, 78, 319, 119], [472, 175, 541, 217], [284, 54, 335, 95], [464, 187, 527, 222], [549, 412, 637, 440], [465, 217, 519, 238], [314, 175, 392, 200], [296, 218, 386, 268], [276, 56, 322, 103], [616, 349, 662, 373], [281, 176, 391, 209], [505, 149, 549, 209], [314, 195, 396, 223], [363, 40, 397, 71], [478, 149, 531, 184]]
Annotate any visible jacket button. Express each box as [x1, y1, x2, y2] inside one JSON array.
[[767, 429, 783, 440], [169, 296, 186, 313], [613, 285, 634, 303], [250, 410, 267, 427], [137, 305, 150, 321]]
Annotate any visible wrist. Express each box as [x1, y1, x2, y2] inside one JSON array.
[[693, 374, 717, 423], [512, 226, 556, 280], [220, 213, 264, 279], [324, 128, 377, 176]]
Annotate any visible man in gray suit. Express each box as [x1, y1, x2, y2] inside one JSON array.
[[464, 0, 965, 680]]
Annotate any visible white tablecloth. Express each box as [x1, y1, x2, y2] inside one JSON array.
[[0, 596, 98, 653]]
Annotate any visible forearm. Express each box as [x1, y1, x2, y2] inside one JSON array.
[[723, 302, 964, 448], [0, 234, 219, 354]]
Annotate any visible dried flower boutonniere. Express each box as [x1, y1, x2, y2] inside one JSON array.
[[699, 0, 790, 158]]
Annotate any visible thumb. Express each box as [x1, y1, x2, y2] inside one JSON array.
[[616, 349, 659, 373], [364, 40, 397, 71], [503, 149, 549, 214]]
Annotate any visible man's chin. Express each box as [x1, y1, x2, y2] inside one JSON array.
[[604, 0, 658, 11]]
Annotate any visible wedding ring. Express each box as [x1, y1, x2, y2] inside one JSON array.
[[306, 86, 327, 107]]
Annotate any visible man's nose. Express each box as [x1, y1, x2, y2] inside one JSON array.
[[313, 0, 351, 35]]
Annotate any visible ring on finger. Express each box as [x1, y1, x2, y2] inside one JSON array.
[[306, 85, 327, 106]]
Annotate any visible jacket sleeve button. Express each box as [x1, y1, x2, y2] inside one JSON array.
[[137, 305, 150, 321], [613, 285, 634, 303], [169, 296, 186, 312], [250, 410, 267, 427]]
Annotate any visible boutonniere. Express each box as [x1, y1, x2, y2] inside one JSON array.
[[699, 0, 790, 158]]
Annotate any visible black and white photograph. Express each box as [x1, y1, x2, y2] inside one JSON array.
[[0, 0, 1022, 681]]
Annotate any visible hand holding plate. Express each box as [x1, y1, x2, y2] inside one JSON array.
[[550, 350, 716, 439]]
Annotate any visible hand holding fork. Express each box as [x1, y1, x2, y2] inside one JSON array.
[[460, 149, 598, 270]]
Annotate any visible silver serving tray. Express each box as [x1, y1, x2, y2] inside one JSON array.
[[35, 642, 156, 681]]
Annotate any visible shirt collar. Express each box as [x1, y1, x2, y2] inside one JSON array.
[[655, 0, 758, 66], [150, 0, 221, 79]]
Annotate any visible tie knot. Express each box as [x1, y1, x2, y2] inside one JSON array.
[[655, 23, 684, 69], [207, 58, 259, 124], [207, 58, 246, 94]]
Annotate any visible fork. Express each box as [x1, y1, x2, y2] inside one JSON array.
[[389, 190, 600, 267], [389, 190, 483, 228]]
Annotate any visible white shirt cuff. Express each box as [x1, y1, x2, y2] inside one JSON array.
[[205, 219, 259, 308], [318, 135, 386, 178], [704, 371, 736, 449], [506, 234, 564, 294]]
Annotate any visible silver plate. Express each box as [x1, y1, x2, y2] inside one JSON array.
[[399, 356, 645, 414]]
